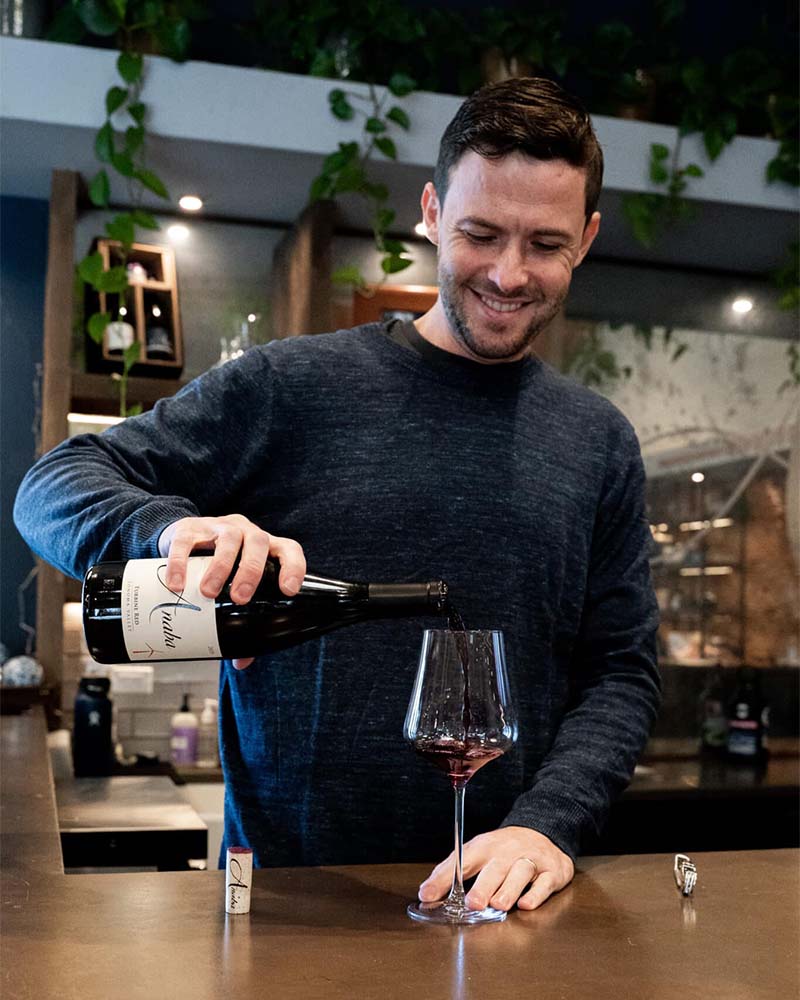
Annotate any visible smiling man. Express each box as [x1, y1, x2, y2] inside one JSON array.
[[15, 78, 660, 915]]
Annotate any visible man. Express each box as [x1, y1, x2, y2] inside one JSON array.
[[14, 78, 660, 912]]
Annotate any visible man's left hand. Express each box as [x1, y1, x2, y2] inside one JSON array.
[[418, 826, 574, 912]]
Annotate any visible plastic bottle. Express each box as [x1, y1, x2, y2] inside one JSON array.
[[170, 693, 198, 766], [197, 698, 219, 768], [73, 676, 115, 777], [83, 556, 447, 663], [726, 668, 769, 761]]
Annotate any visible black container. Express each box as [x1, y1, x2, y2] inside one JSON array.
[[73, 676, 115, 777], [726, 667, 769, 761]]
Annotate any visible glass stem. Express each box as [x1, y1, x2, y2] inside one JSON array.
[[448, 781, 467, 908]]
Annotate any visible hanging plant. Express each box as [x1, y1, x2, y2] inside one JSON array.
[[621, 140, 704, 248], [48, 0, 204, 415], [309, 74, 417, 289]]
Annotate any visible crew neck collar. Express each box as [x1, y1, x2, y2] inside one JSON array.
[[386, 319, 540, 387]]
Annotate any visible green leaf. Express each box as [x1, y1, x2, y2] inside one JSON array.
[[95, 266, 130, 294], [126, 402, 144, 417], [332, 265, 367, 288], [386, 106, 410, 130], [363, 181, 389, 202], [124, 125, 145, 156], [134, 168, 169, 200], [123, 340, 140, 372], [46, 3, 87, 43], [703, 127, 725, 162], [309, 174, 334, 202], [381, 254, 413, 274], [652, 143, 670, 161], [649, 162, 669, 184], [129, 102, 146, 125], [382, 238, 407, 255], [375, 208, 395, 231], [131, 209, 159, 230], [75, 0, 122, 36], [87, 311, 112, 344], [683, 163, 704, 178], [117, 51, 143, 85], [387, 72, 416, 97], [365, 117, 387, 134], [88, 169, 111, 208], [105, 214, 136, 246], [323, 142, 359, 172], [95, 122, 115, 164], [111, 151, 136, 177], [374, 136, 397, 160], [157, 18, 191, 62], [105, 86, 128, 117], [78, 252, 105, 287], [333, 162, 367, 194], [328, 89, 355, 121]]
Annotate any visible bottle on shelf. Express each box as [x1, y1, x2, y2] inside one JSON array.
[[83, 556, 449, 664], [170, 693, 198, 766], [726, 667, 769, 761], [698, 664, 727, 753], [197, 698, 219, 768]]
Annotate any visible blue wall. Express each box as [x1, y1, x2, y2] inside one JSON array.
[[1, 196, 48, 657]]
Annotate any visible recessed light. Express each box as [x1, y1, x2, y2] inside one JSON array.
[[691, 471, 705, 483], [732, 297, 753, 314], [167, 224, 189, 242], [414, 221, 427, 237], [178, 195, 203, 212], [247, 313, 257, 323]]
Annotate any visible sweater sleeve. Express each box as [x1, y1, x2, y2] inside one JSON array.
[[500, 418, 661, 860], [13, 348, 278, 579]]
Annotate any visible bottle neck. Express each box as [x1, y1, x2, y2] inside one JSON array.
[[298, 575, 448, 611]]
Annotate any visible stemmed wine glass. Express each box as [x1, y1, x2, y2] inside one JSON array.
[[404, 628, 518, 924]]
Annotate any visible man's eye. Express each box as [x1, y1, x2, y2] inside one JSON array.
[[464, 232, 495, 243], [534, 242, 560, 252]]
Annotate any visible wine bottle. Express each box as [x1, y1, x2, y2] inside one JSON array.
[[83, 556, 448, 663]]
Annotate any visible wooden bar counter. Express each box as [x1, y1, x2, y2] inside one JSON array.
[[2, 712, 798, 999]]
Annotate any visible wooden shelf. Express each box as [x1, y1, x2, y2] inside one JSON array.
[[70, 371, 188, 416]]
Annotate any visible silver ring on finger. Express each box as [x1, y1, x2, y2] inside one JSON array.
[[517, 856, 538, 883]]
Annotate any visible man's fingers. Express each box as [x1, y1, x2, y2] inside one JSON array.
[[469, 856, 539, 913], [517, 870, 559, 911], [233, 657, 255, 670], [164, 519, 218, 590], [267, 535, 307, 595]]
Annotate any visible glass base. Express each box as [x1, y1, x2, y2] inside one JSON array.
[[407, 900, 507, 925]]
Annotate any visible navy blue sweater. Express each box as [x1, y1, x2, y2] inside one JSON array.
[[14, 323, 660, 866]]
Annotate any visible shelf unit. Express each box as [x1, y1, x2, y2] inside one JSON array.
[[84, 239, 183, 377]]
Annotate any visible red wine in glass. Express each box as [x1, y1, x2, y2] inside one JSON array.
[[404, 626, 518, 924]]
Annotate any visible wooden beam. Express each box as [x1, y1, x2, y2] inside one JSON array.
[[35, 170, 79, 695], [270, 199, 336, 337]]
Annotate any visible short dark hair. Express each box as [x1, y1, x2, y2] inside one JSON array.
[[434, 77, 603, 222]]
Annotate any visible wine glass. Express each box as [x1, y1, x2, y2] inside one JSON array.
[[404, 628, 518, 924]]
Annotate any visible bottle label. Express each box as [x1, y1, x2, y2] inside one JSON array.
[[121, 557, 221, 660]]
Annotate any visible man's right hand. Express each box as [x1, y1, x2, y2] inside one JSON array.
[[157, 515, 306, 670]]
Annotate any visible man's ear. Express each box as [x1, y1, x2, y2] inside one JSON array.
[[421, 182, 440, 246], [575, 211, 600, 267]]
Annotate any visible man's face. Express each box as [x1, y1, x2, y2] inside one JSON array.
[[420, 150, 600, 363]]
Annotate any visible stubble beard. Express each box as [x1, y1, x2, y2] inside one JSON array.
[[438, 265, 566, 362]]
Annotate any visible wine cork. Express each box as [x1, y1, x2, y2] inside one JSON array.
[[225, 847, 253, 914]]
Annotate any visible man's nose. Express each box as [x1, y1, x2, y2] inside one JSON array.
[[486, 245, 529, 295]]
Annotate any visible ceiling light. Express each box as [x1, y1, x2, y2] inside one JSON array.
[[247, 313, 257, 323], [167, 224, 189, 242], [152, 305, 161, 318], [178, 195, 203, 212], [732, 297, 753, 314], [691, 472, 705, 483], [414, 221, 427, 237]]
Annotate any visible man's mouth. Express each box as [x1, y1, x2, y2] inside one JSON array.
[[472, 289, 530, 314]]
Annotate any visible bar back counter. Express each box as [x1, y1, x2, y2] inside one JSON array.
[[2, 708, 798, 1000]]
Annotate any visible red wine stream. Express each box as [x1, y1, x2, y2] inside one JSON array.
[[446, 602, 471, 735]]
